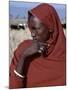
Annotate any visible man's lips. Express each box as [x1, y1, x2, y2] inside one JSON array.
[[32, 36, 40, 40]]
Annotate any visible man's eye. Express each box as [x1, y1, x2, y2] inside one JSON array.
[[32, 27, 36, 29], [37, 27, 40, 29], [31, 27, 41, 30], [35, 27, 41, 30]]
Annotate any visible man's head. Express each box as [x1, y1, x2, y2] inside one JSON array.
[[28, 15, 50, 43], [27, 3, 65, 56]]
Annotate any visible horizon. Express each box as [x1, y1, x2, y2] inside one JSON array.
[[9, 1, 66, 23]]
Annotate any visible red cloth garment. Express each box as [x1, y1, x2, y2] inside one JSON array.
[[9, 3, 66, 89]]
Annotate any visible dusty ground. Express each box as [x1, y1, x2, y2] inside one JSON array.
[[9, 28, 32, 64]]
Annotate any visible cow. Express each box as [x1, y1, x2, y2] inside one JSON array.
[[10, 23, 26, 30], [10, 24, 19, 30]]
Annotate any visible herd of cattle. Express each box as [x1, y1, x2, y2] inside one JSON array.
[[10, 23, 27, 30], [10, 23, 66, 30]]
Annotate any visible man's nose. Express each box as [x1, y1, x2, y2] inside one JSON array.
[[31, 31, 36, 37]]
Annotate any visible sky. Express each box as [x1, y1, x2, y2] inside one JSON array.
[[9, 1, 66, 23]]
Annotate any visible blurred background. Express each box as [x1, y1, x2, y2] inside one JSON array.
[[9, 1, 66, 64]]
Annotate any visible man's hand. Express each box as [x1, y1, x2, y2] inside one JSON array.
[[15, 41, 45, 76]]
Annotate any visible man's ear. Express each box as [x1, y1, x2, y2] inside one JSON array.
[[49, 29, 54, 39], [49, 29, 54, 33]]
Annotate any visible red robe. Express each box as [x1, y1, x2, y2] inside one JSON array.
[[9, 3, 66, 89]]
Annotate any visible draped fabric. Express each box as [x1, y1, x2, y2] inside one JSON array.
[[9, 3, 66, 89]]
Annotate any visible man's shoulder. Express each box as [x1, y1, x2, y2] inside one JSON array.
[[15, 39, 33, 53], [14, 39, 33, 58]]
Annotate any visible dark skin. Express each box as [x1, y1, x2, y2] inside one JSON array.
[[29, 15, 50, 42], [16, 15, 50, 76]]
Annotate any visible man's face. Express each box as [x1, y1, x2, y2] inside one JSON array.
[[28, 16, 50, 43]]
